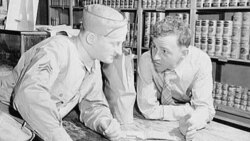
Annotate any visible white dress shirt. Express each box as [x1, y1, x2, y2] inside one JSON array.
[[137, 46, 215, 122]]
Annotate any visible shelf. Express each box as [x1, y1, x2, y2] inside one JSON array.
[[214, 103, 250, 119], [143, 8, 190, 11], [210, 56, 250, 64], [50, 5, 70, 9], [72, 6, 137, 11], [196, 6, 250, 10]]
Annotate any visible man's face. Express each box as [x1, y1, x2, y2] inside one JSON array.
[[151, 35, 184, 72], [92, 35, 126, 64]]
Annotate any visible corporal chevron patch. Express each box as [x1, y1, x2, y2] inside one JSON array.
[[38, 61, 53, 74]]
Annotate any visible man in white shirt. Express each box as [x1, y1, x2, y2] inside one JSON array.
[[137, 17, 215, 140], [0, 4, 127, 141]]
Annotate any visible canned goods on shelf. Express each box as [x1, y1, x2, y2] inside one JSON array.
[[196, 0, 203, 7], [234, 103, 241, 108], [207, 36, 216, 56], [242, 12, 250, 26], [241, 26, 250, 41], [241, 94, 248, 100], [216, 82, 223, 89], [194, 35, 201, 48], [239, 41, 250, 60], [227, 101, 234, 107], [229, 0, 239, 6], [170, 0, 176, 8], [215, 37, 223, 56], [223, 21, 233, 37], [208, 20, 217, 36], [238, 0, 248, 6], [201, 20, 209, 35], [222, 94, 228, 101], [216, 21, 224, 37], [221, 0, 230, 6], [232, 26, 242, 41], [156, 0, 161, 8], [230, 39, 241, 59], [221, 100, 228, 105], [204, 0, 212, 7], [227, 96, 234, 101], [201, 36, 208, 52], [151, 0, 156, 8], [216, 88, 223, 95], [212, 0, 221, 7], [222, 90, 228, 95], [240, 105, 246, 111], [222, 83, 229, 90], [215, 99, 222, 104], [181, 0, 188, 8], [142, 0, 147, 8], [222, 37, 232, 57], [165, 0, 171, 8], [233, 12, 243, 26], [240, 100, 248, 106], [175, 0, 182, 8], [235, 85, 242, 93], [234, 98, 241, 104]]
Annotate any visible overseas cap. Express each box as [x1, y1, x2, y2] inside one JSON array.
[[82, 4, 128, 39]]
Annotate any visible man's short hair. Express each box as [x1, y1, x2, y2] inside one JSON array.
[[151, 16, 192, 48]]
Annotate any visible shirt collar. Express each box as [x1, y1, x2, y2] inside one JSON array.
[[72, 36, 95, 73]]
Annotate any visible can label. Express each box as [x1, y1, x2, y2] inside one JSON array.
[[201, 36, 208, 52], [229, 0, 239, 6], [238, 0, 248, 6], [181, 0, 187, 8], [223, 21, 233, 37], [215, 37, 223, 56], [201, 20, 209, 35], [212, 0, 221, 7], [208, 36, 216, 56], [242, 12, 250, 26], [216, 21, 224, 37], [222, 37, 232, 57], [208, 20, 217, 36], [221, 0, 230, 6], [231, 40, 240, 59], [233, 12, 243, 26], [156, 0, 161, 8]]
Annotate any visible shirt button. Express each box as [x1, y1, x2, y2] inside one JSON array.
[[59, 93, 63, 97]]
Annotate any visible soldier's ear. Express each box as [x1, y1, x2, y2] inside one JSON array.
[[86, 32, 97, 45]]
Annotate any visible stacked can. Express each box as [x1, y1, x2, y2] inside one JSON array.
[[170, 0, 176, 8], [227, 85, 236, 107], [221, 83, 229, 105], [204, 0, 213, 7], [144, 12, 151, 48], [214, 82, 223, 104], [240, 12, 250, 60], [239, 88, 248, 111], [212, 0, 221, 7], [222, 21, 233, 58], [181, 0, 188, 8], [195, 20, 202, 49], [207, 20, 217, 56], [229, 0, 239, 6], [176, 0, 182, 8], [221, 0, 230, 6], [238, 0, 248, 6], [215, 21, 224, 57], [234, 86, 242, 109], [165, 0, 171, 8], [231, 12, 242, 59], [196, 0, 204, 7], [200, 20, 209, 52], [247, 90, 250, 111], [156, 12, 166, 23]]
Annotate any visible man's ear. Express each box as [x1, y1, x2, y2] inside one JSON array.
[[86, 32, 97, 45]]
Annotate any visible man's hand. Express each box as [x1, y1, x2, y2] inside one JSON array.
[[99, 118, 124, 141], [179, 113, 207, 141]]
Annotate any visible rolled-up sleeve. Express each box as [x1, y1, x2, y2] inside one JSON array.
[[13, 45, 72, 141], [78, 62, 113, 134], [191, 54, 215, 123], [137, 52, 193, 121]]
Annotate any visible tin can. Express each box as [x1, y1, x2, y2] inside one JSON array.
[[212, 0, 221, 7], [240, 105, 246, 111], [221, 100, 228, 105], [221, 0, 230, 6], [208, 20, 217, 36], [149, 0, 154, 8], [228, 85, 236, 92], [222, 94, 228, 101], [196, 0, 203, 7], [216, 20, 224, 37], [195, 35, 201, 48], [228, 101, 234, 107], [142, 0, 147, 8], [204, 0, 212, 7], [227, 96, 235, 101], [234, 103, 241, 108], [216, 82, 223, 89], [240, 100, 248, 105], [187, 0, 191, 7], [170, 0, 176, 8], [233, 12, 243, 26], [235, 86, 242, 93], [176, 0, 182, 8], [240, 26, 250, 42], [235, 92, 242, 99], [223, 21, 233, 37], [216, 88, 223, 95], [161, 0, 166, 8], [239, 41, 249, 60], [181, 0, 188, 8], [222, 37, 232, 57], [156, 0, 161, 8], [201, 36, 208, 52], [242, 12, 250, 26], [207, 36, 216, 56], [232, 26, 242, 41], [201, 20, 209, 35], [215, 37, 223, 56], [238, 0, 248, 6], [230, 39, 241, 59], [241, 94, 248, 100], [195, 20, 202, 34], [215, 99, 222, 104], [165, 0, 171, 8], [229, 0, 239, 6], [222, 83, 229, 90]]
